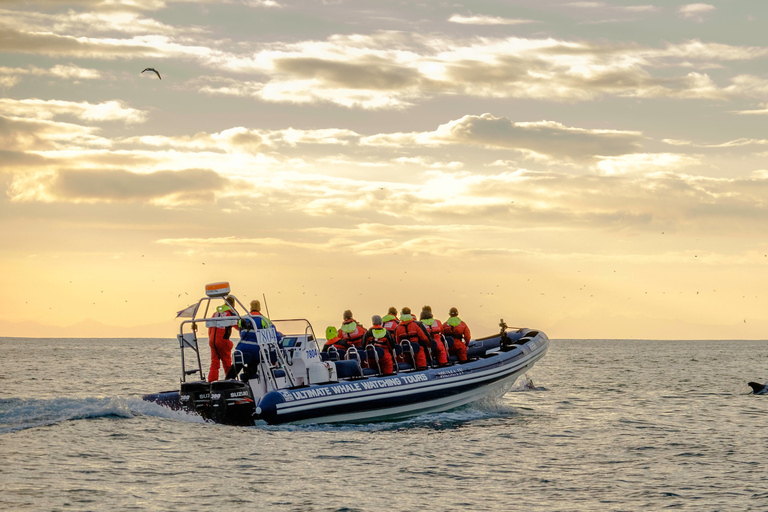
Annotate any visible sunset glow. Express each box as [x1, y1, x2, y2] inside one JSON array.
[[2, 0, 767, 339]]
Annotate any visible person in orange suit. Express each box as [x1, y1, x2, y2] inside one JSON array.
[[395, 307, 430, 370], [322, 326, 346, 353], [338, 309, 366, 349], [382, 306, 400, 336], [362, 315, 396, 375], [420, 306, 449, 366], [208, 296, 237, 382], [443, 306, 469, 363]]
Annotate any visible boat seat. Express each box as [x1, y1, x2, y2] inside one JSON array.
[[391, 345, 411, 371], [320, 346, 342, 362], [346, 346, 362, 363], [334, 359, 363, 378], [400, 341, 421, 368], [365, 345, 386, 375]]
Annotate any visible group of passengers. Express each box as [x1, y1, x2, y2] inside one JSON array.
[[206, 297, 473, 382], [321, 306, 471, 376]]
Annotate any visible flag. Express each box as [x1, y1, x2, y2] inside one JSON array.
[[176, 303, 199, 318]]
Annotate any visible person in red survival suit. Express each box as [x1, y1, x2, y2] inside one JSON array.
[[362, 315, 396, 375], [420, 306, 449, 366], [381, 306, 400, 336], [338, 309, 366, 349], [208, 296, 238, 382], [395, 306, 430, 370], [442, 306, 469, 363]]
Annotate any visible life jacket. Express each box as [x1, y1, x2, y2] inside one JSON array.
[[443, 316, 470, 344], [339, 318, 365, 347], [248, 310, 272, 329], [382, 314, 400, 333], [323, 335, 345, 348], [365, 325, 394, 350], [421, 317, 444, 341], [210, 305, 235, 340], [396, 315, 429, 346]]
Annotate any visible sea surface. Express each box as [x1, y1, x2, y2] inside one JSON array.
[[1, 337, 767, 511]]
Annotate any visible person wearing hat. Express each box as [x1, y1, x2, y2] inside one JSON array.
[[338, 309, 365, 349], [442, 306, 469, 363], [395, 306, 431, 370], [362, 315, 396, 375], [420, 306, 449, 366], [207, 296, 238, 382]]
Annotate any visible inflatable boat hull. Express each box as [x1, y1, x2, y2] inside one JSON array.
[[254, 332, 548, 425]]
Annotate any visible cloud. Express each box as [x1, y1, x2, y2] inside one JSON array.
[[0, 98, 146, 123], [678, 3, 716, 22], [568, 2, 660, 13], [364, 114, 644, 161], [733, 103, 768, 115], [11, 168, 229, 203], [0, 114, 100, 152], [448, 14, 537, 26], [624, 5, 659, 13], [196, 33, 768, 108], [595, 153, 700, 175], [149, 168, 768, 259], [0, 27, 167, 58], [0, 64, 103, 87], [4, 1, 768, 110]]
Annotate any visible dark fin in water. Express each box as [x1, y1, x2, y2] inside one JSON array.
[[747, 382, 768, 395]]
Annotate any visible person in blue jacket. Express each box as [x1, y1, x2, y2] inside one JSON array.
[[226, 300, 279, 379]]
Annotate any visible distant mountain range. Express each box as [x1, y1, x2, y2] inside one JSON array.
[[0, 318, 178, 338]]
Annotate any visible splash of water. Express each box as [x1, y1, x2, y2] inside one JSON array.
[[0, 396, 205, 434]]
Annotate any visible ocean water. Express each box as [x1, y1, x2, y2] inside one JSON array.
[[1, 337, 767, 511]]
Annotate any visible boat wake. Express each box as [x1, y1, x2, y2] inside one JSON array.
[[0, 396, 205, 434]]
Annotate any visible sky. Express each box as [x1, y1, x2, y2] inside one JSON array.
[[2, 0, 768, 340]]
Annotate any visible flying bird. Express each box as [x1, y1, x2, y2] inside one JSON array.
[[141, 67, 162, 79]]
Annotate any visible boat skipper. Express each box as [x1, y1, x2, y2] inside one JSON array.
[[226, 299, 279, 380], [208, 296, 237, 382], [246, 300, 272, 329]]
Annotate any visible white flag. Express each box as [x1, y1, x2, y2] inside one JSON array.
[[175, 303, 199, 318]]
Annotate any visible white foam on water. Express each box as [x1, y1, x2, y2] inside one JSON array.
[[0, 395, 206, 434]]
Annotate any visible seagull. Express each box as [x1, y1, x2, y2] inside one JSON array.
[[141, 67, 162, 79]]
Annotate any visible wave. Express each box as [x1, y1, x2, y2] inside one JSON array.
[[0, 396, 205, 434]]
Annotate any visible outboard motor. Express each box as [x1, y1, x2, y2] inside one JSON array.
[[209, 380, 256, 426], [179, 380, 212, 420]]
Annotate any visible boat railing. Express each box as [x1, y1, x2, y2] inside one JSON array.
[[177, 330, 204, 383], [176, 295, 300, 388]]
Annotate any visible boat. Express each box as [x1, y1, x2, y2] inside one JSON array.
[[143, 282, 549, 425]]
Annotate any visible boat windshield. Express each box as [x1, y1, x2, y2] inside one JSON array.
[[272, 319, 316, 344]]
